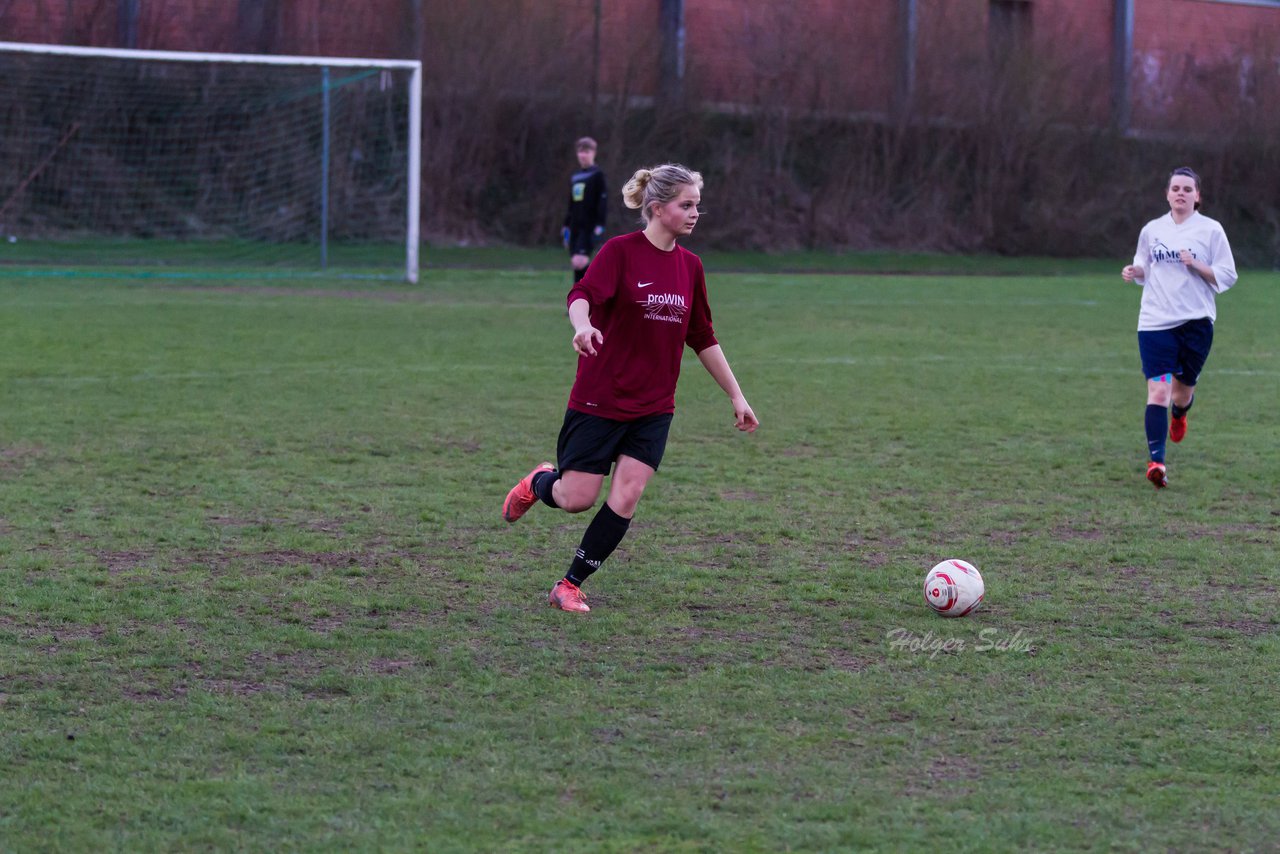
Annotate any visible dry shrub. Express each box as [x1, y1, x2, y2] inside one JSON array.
[[409, 1, 1242, 263], [4, 0, 1277, 265]]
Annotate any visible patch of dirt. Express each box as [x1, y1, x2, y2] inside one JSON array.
[[165, 285, 428, 303], [91, 550, 156, 574], [924, 755, 982, 783], [1050, 525, 1108, 541], [368, 658, 415, 674], [206, 515, 281, 528], [985, 530, 1021, 546], [855, 551, 896, 568], [36, 624, 108, 653], [665, 624, 873, 674], [1184, 619, 1274, 638], [898, 754, 983, 798], [1180, 521, 1279, 542], [435, 437, 482, 454], [134, 650, 340, 700], [0, 443, 45, 475], [826, 649, 871, 673]]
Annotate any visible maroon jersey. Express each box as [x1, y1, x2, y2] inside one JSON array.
[[566, 230, 718, 420]]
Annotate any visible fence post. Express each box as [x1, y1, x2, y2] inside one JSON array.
[[1111, 0, 1133, 135], [118, 0, 139, 48], [894, 0, 917, 124], [321, 66, 331, 271], [592, 0, 602, 124], [659, 0, 685, 107]]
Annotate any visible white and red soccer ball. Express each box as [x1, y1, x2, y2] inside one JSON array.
[[923, 559, 985, 617]]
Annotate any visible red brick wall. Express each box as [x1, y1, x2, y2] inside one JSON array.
[[132, 1, 237, 51], [0, 0, 411, 58], [1, 0, 116, 44], [562, 0, 662, 100], [681, 0, 896, 114], [1132, 0, 1280, 131], [1, 0, 1278, 132]]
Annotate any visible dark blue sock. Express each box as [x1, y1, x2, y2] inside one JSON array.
[[532, 469, 560, 508], [1145, 404, 1167, 463], [1171, 396, 1194, 419]]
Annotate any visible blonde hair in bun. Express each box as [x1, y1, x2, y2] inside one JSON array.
[[622, 164, 703, 223]]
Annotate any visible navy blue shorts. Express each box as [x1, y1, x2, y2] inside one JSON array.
[[556, 409, 673, 475], [1138, 318, 1214, 385]]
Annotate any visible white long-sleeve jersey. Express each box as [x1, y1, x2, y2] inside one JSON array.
[[1130, 211, 1238, 331]]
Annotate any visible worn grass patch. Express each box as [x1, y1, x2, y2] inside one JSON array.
[[1, 263, 1278, 850]]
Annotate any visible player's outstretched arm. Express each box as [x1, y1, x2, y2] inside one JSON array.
[[696, 344, 758, 433]]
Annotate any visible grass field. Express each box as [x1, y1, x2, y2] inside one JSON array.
[[1, 258, 1277, 851]]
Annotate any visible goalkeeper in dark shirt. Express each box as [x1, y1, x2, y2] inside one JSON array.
[[563, 137, 608, 283]]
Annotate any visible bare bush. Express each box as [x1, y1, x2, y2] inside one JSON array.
[[3, 0, 1277, 265]]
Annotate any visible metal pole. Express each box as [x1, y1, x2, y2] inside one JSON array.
[[1111, 0, 1133, 135], [659, 0, 685, 107], [118, 0, 139, 48], [592, 0, 601, 124], [407, 63, 422, 284], [895, 0, 917, 123], [321, 66, 331, 271]]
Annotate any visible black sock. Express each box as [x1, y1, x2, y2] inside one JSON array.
[[572, 266, 586, 283], [565, 502, 631, 587], [1171, 396, 1194, 419], [1145, 404, 1167, 463], [532, 469, 560, 508]]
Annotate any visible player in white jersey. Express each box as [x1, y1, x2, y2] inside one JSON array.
[[1121, 167, 1238, 489]]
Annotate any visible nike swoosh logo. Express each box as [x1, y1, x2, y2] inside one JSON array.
[[637, 281, 654, 288]]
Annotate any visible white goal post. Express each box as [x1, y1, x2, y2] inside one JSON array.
[[0, 41, 422, 282]]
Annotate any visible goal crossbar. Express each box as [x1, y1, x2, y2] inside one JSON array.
[[0, 41, 421, 70]]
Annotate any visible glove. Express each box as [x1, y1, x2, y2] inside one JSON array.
[[593, 225, 604, 237], [561, 227, 570, 248]]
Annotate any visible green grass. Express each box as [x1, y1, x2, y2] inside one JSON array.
[[1, 259, 1277, 851], [0, 237, 404, 275], [422, 244, 1125, 276], [2, 237, 1124, 278]]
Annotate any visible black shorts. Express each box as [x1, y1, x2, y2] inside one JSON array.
[[556, 409, 673, 475], [568, 230, 595, 257], [1138, 318, 1214, 385]]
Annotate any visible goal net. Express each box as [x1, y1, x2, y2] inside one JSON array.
[[0, 42, 421, 282]]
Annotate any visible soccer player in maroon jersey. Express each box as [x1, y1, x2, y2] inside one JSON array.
[[502, 164, 759, 613]]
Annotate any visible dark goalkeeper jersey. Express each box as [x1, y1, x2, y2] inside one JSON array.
[[565, 231, 718, 420], [564, 165, 608, 234]]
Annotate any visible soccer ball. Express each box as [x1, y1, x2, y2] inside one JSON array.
[[923, 559, 985, 617]]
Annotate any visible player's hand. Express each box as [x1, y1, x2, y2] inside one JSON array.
[[561, 227, 570, 248], [593, 225, 604, 237], [1178, 249, 1195, 266], [1121, 264, 1139, 282], [572, 325, 603, 357], [732, 397, 759, 433]]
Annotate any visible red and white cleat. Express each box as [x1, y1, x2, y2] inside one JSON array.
[[548, 579, 590, 613], [502, 462, 554, 523]]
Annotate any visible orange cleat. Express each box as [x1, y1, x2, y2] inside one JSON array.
[[1169, 414, 1187, 443], [1146, 461, 1168, 489], [548, 579, 590, 613], [502, 462, 555, 523]]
